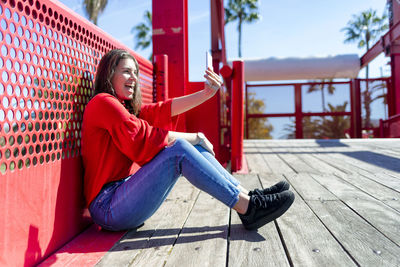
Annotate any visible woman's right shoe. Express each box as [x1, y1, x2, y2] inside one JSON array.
[[238, 190, 295, 230], [248, 180, 290, 196]]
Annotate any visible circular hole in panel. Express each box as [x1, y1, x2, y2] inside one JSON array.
[[23, 110, 28, 119], [0, 57, 3, 68], [20, 146, 26, 156], [4, 123, 10, 133], [0, 136, 5, 147], [0, 163, 6, 174], [17, 135, 23, 145], [10, 73, 17, 83], [20, 122, 26, 132], [11, 98, 17, 108], [13, 148, 19, 157], [5, 34, 11, 44], [39, 155, 44, 164], [18, 160, 23, 170], [18, 74, 24, 85], [3, 97, 9, 108], [7, 110, 14, 121], [10, 48, 16, 58], [12, 123, 18, 133], [26, 52, 31, 62], [1, 19, 7, 30], [16, 110, 21, 121], [13, 11, 19, 22], [24, 135, 30, 144], [14, 61, 20, 72], [28, 122, 33, 131], [8, 136, 15, 146], [33, 157, 37, 166], [14, 36, 20, 47], [2, 71, 8, 82], [34, 122, 39, 131], [35, 144, 40, 153], [6, 59, 12, 70], [23, 87, 28, 97], [6, 84, 12, 95], [39, 133, 43, 142], [27, 99, 32, 109], [25, 158, 31, 167], [10, 161, 15, 171], [46, 154, 50, 162], [9, 22, 16, 33], [5, 149, 11, 159], [0, 110, 4, 121]]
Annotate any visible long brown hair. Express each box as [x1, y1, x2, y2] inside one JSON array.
[[94, 49, 142, 115]]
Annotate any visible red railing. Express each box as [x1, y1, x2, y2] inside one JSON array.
[[380, 114, 400, 138], [245, 78, 391, 139]]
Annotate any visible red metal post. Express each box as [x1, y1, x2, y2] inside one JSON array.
[[231, 61, 244, 172], [152, 0, 188, 131], [350, 79, 362, 138], [245, 83, 249, 139], [295, 84, 303, 139], [153, 54, 169, 102]]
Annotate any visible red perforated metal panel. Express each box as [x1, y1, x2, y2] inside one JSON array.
[[0, 0, 153, 266]]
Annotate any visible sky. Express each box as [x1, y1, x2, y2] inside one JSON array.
[[58, 0, 390, 138]]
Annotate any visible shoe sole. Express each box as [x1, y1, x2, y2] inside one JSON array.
[[244, 192, 295, 230]]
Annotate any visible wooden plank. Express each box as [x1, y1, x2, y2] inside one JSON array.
[[307, 200, 400, 266], [96, 178, 200, 267], [255, 143, 296, 176], [325, 172, 400, 212], [228, 174, 290, 267], [283, 173, 337, 201], [257, 174, 356, 266], [164, 191, 229, 267], [310, 173, 400, 246], [308, 149, 400, 192]]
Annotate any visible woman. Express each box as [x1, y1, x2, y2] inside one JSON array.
[[81, 49, 294, 232]]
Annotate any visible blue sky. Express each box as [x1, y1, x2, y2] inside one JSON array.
[[58, 0, 389, 138]]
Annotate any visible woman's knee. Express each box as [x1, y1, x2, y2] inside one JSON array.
[[172, 138, 193, 151]]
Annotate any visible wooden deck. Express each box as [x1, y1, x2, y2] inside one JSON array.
[[95, 139, 400, 267]]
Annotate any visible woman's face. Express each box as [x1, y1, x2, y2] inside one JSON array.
[[111, 57, 138, 101]]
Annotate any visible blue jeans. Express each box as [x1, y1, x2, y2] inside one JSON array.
[[89, 139, 241, 231]]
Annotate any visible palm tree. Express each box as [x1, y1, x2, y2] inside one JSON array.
[[342, 9, 388, 79], [342, 9, 388, 128], [225, 0, 260, 58], [320, 102, 350, 139], [307, 79, 335, 112], [83, 0, 108, 25], [131, 10, 152, 60]]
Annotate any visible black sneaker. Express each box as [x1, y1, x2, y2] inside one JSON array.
[[248, 180, 290, 196], [238, 191, 295, 230]]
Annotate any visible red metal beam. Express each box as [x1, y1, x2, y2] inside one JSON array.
[[210, 0, 227, 70], [360, 20, 400, 68]]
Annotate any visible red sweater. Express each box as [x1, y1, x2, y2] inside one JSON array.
[[81, 93, 177, 206]]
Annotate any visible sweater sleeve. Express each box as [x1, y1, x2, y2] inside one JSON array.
[[89, 94, 169, 166], [139, 99, 178, 131]]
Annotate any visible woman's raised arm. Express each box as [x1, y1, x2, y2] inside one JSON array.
[[171, 68, 223, 117]]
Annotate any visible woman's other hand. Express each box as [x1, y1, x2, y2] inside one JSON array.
[[197, 132, 215, 156]]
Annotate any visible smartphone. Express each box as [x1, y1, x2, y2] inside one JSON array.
[[206, 51, 213, 71]]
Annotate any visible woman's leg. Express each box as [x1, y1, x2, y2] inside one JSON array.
[[194, 145, 249, 194], [90, 139, 242, 231]]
